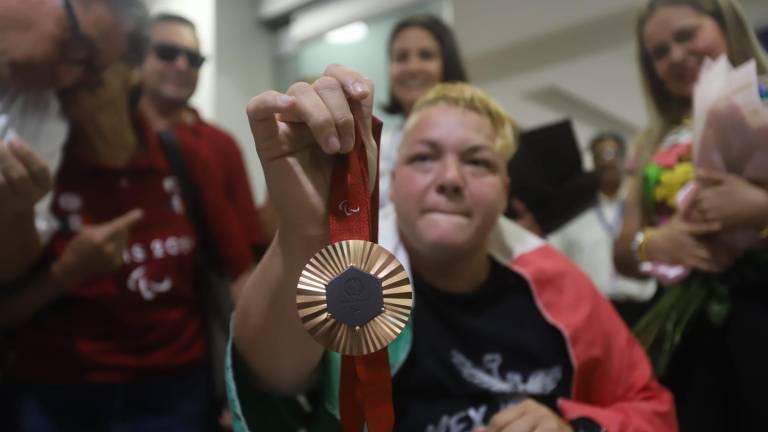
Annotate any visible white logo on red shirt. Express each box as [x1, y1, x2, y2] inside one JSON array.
[[123, 235, 195, 301], [127, 265, 172, 301]]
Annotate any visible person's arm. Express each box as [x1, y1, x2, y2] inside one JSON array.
[[233, 229, 327, 395], [0, 138, 52, 283], [257, 199, 278, 243], [0, 260, 70, 329], [0, 209, 42, 284], [233, 65, 375, 395], [614, 179, 648, 278], [0, 209, 142, 329], [614, 176, 723, 277]]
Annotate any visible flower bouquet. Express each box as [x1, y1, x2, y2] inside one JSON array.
[[634, 56, 768, 374]]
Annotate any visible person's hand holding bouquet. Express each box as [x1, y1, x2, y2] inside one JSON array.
[[635, 56, 768, 374]]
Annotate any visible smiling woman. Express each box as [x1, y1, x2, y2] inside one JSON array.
[[379, 14, 468, 209], [613, 1, 768, 430]]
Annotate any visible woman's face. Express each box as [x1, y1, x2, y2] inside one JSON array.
[[643, 4, 728, 98], [391, 104, 508, 263], [388, 26, 443, 114]]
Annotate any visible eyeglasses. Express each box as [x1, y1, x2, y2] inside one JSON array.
[[61, 0, 103, 86], [152, 44, 206, 68]]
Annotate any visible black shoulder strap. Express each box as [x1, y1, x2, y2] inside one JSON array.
[[157, 129, 222, 272]]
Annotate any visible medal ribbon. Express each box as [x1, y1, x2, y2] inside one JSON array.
[[328, 118, 394, 432]]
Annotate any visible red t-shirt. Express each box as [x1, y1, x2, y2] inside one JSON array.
[[8, 117, 257, 383], [173, 113, 266, 265]]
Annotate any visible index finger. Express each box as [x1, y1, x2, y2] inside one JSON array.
[[105, 208, 144, 234], [246, 90, 296, 146], [685, 219, 722, 236], [7, 138, 52, 189], [323, 64, 375, 135], [323, 65, 377, 187], [696, 169, 726, 186], [323, 64, 372, 101]]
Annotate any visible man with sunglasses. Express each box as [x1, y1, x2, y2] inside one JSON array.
[[138, 13, 268, 266], [138, 14, 206, 128], [0, 0, 148, 284]]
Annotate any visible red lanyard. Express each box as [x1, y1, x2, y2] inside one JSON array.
[[327, 118, 395, 432]]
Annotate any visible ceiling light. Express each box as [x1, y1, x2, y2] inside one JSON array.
[[323, 21, 368, 45]]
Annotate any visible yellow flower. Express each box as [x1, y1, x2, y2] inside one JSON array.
[[654, 162, 694, 209]]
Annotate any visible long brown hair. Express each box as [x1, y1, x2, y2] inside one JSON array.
[[635, 0, 768, 157], [382, 14, 468, 115]]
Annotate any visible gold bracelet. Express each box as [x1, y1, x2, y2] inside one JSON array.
[[638, 227, 656, 262]]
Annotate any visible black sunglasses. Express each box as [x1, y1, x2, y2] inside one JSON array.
[[153, 44, 206, 68], [61, 0, 103, 86]]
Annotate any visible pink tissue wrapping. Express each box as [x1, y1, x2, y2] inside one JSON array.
[[641, 56, 768, 285]]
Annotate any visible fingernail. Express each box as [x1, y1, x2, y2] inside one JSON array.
[[352, 81, 367, 95], [278, 94, 293, 106], [341, 135, 355, 153], [328, 136, 341, 153]]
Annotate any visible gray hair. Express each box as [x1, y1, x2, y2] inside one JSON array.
[[78, 0, 150, 65]]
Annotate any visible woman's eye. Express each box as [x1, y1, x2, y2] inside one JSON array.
[[408, 153, 433, 163], [650, 45, 669, 61], [467, 158, 494, 170], [419, 49, 437, 61], [674, 26, 697, 44], [394, 51, 409, 63]]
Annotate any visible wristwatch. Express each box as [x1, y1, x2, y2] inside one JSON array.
[[569, 417, 606, 432]]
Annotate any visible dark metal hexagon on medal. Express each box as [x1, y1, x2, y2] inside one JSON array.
[[326, 266, 383, 327]]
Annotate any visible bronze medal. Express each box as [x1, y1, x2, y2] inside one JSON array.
[[297, 239, 412, 356]]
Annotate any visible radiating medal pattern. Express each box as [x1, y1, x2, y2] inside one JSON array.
[[297, 239, 412, 356]]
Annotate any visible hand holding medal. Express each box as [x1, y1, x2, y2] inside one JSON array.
[[243, 65, 412, 431]]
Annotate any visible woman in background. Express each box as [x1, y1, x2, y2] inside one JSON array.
[[614, 0, 768, 430], [378, 14, 468, 208]]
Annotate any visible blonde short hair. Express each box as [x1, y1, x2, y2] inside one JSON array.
[[403, 82, 519, 162]]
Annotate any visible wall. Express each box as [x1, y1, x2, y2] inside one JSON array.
[[214, 0, 273, 203], [454, 0, 645, 166]]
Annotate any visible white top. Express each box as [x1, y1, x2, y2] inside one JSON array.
[[378, 117, 404, 211], [548, 188, 656, 302], [0, 86, 69, 242]]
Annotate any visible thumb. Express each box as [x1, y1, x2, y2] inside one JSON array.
[[105, 208, 144, 234], [696, 169, 726, 185], [686, 219, 722, 236]]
